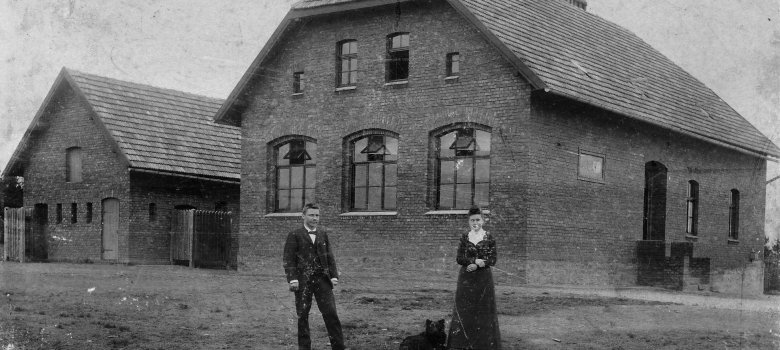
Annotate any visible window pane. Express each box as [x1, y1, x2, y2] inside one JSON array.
[[354, 137, 367, 162], [291, 166, 304, 188], [354, 187, 367, 209], [277, 190, 290, 211], [400, 34, 409, 47], [439, 131, 456, 158], [456, 158, 474, 184], [686, 215, 693, 234], [392, 35, 401, 48], [349, 70, 357, 84], [368, 163, 383, 186], [350, 41, 357, 54], [277, 143, 289, 166], [475, 130, 491, 155], [385, 137, 398, 161], [439, 184, 454, 209], [291, 189, 304, 211], [455, 184, 472, 209], [350, 58, 358, 72], [278, 168, 290, 189], [475, 183, 489, 208], [368, 187, 382, 210], [440, 161, 455, 184], [384, 186, 397, 209], [307, 142, 317, 164], [475, 159, 490, 182], [305, 167, 316, 189], [385, 164, 397, 186], [579, 154, 603, 180], [452, 59, 459, 74], [305, 189, 315, 205], [355, 165, 367, 187]]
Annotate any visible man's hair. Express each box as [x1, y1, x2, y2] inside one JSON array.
[[468, 205, 483, 217], [302, 203, 320, 214]]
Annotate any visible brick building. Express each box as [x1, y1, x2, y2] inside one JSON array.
[[3, 68, 241, 265], [216, 0, 779, 292]]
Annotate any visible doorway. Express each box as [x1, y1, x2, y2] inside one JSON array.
[[643, 161, 667, 241], [101, 198, 119, 260]]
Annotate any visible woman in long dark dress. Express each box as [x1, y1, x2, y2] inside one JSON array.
[[447, 206, 501, 350]]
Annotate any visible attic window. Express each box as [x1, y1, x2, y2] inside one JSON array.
[[386, 33, 410, 82], [66, 147, 83, 183], [293, 72, 304, 94]]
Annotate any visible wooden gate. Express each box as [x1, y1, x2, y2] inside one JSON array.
[[170, 209, 232, 269], [3, 207, 47, 262]]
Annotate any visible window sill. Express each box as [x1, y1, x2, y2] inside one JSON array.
[[685, 234, 699, 241], [727, 239, 740, 245], [577, 176, 605, 184], [264, 213, 301, 218], [335, 86, 356, 92], [425, 209, 491, 216], [339, 211, 398, 217], [444, 76, 460, 83], [292, 92, 304, 97], [384, 80, 408, 88]]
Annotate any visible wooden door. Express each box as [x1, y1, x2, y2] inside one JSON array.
[[101, 198, 119, 260]]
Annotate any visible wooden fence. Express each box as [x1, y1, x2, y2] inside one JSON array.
[[170, 209, 232, 269], [3, 207, 27, 262], [2, 207, 46, 262]]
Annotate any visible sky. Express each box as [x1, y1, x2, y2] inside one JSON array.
[[1, 0, 778, 244]]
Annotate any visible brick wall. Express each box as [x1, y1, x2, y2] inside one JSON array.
[[236, 1, 768, 289], [239, 1, 532, 280], [22, 84, 131, 263], [525, 95, 767, 285], [129, 172, 240, 266]]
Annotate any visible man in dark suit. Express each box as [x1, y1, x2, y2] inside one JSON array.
[[283, 203, 345, 350]]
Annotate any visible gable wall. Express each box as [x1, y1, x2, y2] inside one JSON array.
[[239, 1, 533, 278], [526, 96, 767, 286], [22, 85, 131, 263]]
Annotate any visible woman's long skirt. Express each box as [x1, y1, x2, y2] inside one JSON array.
[[447, 266, 501, 350]]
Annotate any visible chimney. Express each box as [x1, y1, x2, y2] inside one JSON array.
[[564, 0, 587, 10]]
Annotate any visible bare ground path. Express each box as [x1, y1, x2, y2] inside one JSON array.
[[1, 262, 778, 349]]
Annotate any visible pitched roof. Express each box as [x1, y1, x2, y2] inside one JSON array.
[[3, 68, 241, 181], [220, 0, 779, 159]]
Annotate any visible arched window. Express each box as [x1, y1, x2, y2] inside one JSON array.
[[643, 161, 667, 241], [433, 124, 491, 209], [346, 131, 398, 211], [66, 147, 82, 182], [729, 189, 739, 240], [686, 180, 699, 236], [272, 136, 317, 212]]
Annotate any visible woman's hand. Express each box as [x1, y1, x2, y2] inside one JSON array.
[[475, 259, 486, 268], [466, 263, 478, 272]]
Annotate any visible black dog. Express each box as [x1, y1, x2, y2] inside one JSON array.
[[399, 319, 446, 350]]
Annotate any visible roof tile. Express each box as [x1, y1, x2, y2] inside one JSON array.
[[68, 70, 241, 180]]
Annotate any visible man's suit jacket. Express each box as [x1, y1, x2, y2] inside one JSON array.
[[283, 228, 339, 284]]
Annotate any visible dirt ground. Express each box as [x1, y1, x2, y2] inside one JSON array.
[[1, 262, 779, 350]]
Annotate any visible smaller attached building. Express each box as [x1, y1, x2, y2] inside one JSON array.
[[3, 68, 241, 265]]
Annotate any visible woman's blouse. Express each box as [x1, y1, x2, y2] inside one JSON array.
[[456, 231, 497, 268]]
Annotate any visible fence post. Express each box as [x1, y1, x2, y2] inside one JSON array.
[[188, 210, 194, 268], [3, 207, 7, 261], [19, 208, 25, 263]]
